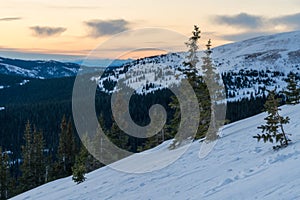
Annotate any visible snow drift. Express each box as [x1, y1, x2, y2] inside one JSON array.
[[12, 104, 300, 200]]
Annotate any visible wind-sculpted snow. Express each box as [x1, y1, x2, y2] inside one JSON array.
[[12, 104, 300, 200]]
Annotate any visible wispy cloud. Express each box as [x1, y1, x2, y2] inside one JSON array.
[[85, 19, 130, 37], [214, 12, 300, 41], [214, 13, 264, 29], [0, 17, 22, 21], [214, 12, 300, 30], [272, 13, 300, 29], [30, 26, 67, 37], [219, 31, 274, 42]]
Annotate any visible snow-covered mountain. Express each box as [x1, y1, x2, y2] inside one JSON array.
[[0, 57, 83, 79], [97, 31, 300, 101], [1, 31, 300, 101], [0, 57, 132, 79], [12, 104, 300, 200]]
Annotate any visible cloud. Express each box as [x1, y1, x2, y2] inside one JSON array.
[[220, 31, 273, 42], [214, 13, 264, 29], [0, 17, 22, 21], [30, 26, 67, 37], [214, 12, 300, 42], [272, 13, 300, 29], [85, 19, 130, 37]]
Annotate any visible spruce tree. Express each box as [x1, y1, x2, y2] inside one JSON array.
[[201, 39, 225, 141], [92, 123, 105, 167], [0, 147, 10, 200], [31, 128, 46, 186], [284, 72, 300, 105], [20, 121, 35, 192], [254, 89, 290, 149], [107, 121, 130, 152], [56, 116, 76, 178], [169, 25, 210, 148], [20, 121, 46, 192], [72, 135, 89, 184]]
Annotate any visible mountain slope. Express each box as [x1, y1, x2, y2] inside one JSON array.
[[0, 57, 82, 79], [12, 104, 300, 200], [96, 31, 300, 101]]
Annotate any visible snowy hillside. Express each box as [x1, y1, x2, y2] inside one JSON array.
[[97, 31, 300, 101], [0, 57, 131, 79], [0, 57, 83, 79], [12, 104, 300, 200]]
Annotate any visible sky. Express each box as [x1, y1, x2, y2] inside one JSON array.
[[0, 0, 300, 60]]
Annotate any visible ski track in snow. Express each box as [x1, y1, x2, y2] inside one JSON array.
[[12, 104, 300, 200]]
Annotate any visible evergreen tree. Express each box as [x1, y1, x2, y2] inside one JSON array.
[[169, 25, 210, 148], [107, 121, 130, 152], [284, 72, 300, 105], [56, 116, 76, 178], [72, 135, 89, 184], [31, 128, 46, 186], [201, 39, 225, 141], [254, 89, 290, 149], [19, 121, 35, 192], [91, 119, 105, 167], [19, 121, 46, 192], [0, 147, 10, 200]]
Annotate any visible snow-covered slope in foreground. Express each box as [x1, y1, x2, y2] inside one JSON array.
[[13, 105, 300, 200]]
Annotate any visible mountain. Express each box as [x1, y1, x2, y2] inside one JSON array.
[[95, 31, 300, 101], [0, 57, 82, 79], [11, 104, 300, 200], [1, 31, 300, 101], [0, 56, 133, 79]]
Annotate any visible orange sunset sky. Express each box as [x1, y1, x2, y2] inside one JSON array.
[[0, 0, 300, 60]]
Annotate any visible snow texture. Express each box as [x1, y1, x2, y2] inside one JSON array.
[[96, 31, 300, 101], [12, 104, 300, 200]]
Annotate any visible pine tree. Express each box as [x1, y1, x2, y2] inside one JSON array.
[[169, 25, 210, 148], [31, 128, 46, 186], [20, 121, 46, 192], [92, 122, 105, 167], [0, 147, 10, 200], [201, 39, 225, 141], [19, 121, 35, 192], [284, 72, 300, 105], [107, 121, 130, 152], [56, 116, 76, 178], [254, 89, 290, 150], [72, 135, 89, 184]]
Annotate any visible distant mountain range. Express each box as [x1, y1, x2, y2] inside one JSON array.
[[1, 31, 300, 102], [0, 57, 81, 79], [0, 57, 132, 79]]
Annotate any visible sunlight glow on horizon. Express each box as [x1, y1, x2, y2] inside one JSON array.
[[0, 0, 299, 59]]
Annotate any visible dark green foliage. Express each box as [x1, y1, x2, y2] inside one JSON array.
[[254, 89, 290, 149], [169, 25, 212, 148], [19, 121, 46, 193], [226, 95, 266, 123], [55, 116, 77, 179], [0, 147, 11, 200], [72, 163, 86, 184], [19, 121, 35, 192], [201, 39, 226, 141], [72, 135, 89, 184], [284, 72, 300, 105], [107, 121, 130, 151]]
